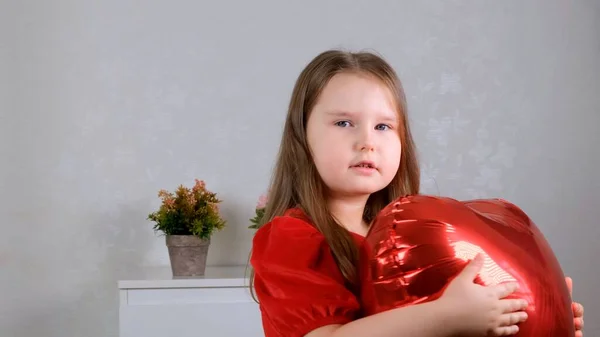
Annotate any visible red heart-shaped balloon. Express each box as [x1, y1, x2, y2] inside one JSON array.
[[359, 195, 574, 336]]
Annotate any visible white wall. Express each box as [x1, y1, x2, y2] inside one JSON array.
[[2, 1, 599, 336]]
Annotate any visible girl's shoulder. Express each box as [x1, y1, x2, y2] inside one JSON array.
[[250, 208, 360, 336], [252, 207, 321, 244], [251, 208, 328, 266]]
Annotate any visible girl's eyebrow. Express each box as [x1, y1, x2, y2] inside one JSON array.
[[326, 110, 398, 123], [325, 110, 355, 118]]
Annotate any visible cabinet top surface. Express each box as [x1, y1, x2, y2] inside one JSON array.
[[118, 265, 250, 289]]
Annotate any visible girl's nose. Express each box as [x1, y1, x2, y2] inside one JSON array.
[[356, 129, 375, 152]]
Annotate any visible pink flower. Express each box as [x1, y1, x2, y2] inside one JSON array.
[[256, 194, 268, 209], [165, 198, 175, 209], [193, 179, 206, 192], [158, 189, 170, 198]]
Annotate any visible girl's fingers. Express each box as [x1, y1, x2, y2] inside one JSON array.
[[574, 317, 584, 330], [498, 311, 528, 326], [573, 302, 584, 317], [500, 298, 528, 313], [492, 325, 519, 336], [494, 282, 519, 298]]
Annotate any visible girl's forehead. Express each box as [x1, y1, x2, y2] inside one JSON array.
[[315, 73, 397, 111], [312, 75, 399, 121]]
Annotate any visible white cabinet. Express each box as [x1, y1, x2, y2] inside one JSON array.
[[118, 266, 264, 337]]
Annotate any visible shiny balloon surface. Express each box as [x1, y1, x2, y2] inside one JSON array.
[[359, 195, 574, 336]]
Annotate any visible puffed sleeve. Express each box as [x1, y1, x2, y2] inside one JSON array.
[[251, 214, 360, 337]]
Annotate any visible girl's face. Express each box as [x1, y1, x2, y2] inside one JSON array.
[[306, 72, 402, 200]]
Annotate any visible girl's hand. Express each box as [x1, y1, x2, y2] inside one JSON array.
[[566, 277, 584, 337], [439, 254, 528, 336]]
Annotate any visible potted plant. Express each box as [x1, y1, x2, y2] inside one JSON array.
[[148, 179, 226, 277], [249, 193, 268, 229]]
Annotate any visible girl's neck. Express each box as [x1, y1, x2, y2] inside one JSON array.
[[327, 194, 370, 236]]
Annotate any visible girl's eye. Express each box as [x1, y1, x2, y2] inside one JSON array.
[[335, 121, 352, 127], [375, 124, 392, 131]]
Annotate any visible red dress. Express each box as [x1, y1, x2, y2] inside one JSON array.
[[251, 208, 365, 337]]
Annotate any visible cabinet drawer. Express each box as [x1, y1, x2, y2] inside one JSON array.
[[125, 287, 254, 305], [120, 288, 264, 337]]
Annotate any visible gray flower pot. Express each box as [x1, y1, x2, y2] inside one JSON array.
[[165, 235, 210, 277]]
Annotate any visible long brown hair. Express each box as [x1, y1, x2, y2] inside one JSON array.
[[248, 49, 420, 299]]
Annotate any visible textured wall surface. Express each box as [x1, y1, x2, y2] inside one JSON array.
[[2, 1, 598, 336]]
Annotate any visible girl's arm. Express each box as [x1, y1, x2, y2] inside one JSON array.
[[307, 299, 456, 337], [307, 255, 528, 337]]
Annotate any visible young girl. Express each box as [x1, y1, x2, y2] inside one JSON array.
[[249, 49, 584, 337]]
